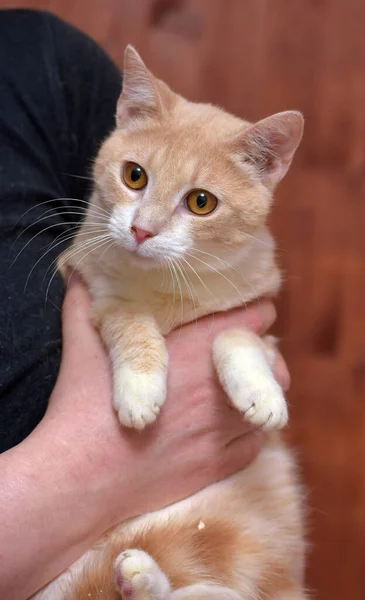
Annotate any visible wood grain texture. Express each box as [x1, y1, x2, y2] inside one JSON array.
[[1, 1, 364, 598]]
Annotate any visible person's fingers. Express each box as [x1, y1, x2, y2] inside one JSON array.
[[49, 274, 111, 413], [220, 430, 265, 475], [61, 272, 105, 360], [272, 350, 291, 391], [61, 274, 285, 399], [175, 301, 277, 342], [62, 272, 91, 331], [57, 273, 112, 411], [63, 274, 276, 356]]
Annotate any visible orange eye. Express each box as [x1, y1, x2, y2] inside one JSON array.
[[123, 162, 148, 190], [186, 190, 217, 215]]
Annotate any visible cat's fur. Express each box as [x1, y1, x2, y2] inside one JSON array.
[[33, 46, 306, 599]]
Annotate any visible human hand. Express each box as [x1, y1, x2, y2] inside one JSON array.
[[42, 274, 290, 529], [1, 275, 289, 599]]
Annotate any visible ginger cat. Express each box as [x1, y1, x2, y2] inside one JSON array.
[[33, 46, 306, 599]]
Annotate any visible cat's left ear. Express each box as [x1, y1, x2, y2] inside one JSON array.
[[117, 45, 174, 127], [234, 111, 304, 188]]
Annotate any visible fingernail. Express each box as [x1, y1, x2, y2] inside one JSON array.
[[258, 302, 276, 331]]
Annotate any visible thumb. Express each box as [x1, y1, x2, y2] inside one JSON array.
[[61, 272, 105, 363], [47, 272, 111, 416]]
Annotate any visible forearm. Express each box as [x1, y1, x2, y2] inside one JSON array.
[[0, 421, 123, 600]]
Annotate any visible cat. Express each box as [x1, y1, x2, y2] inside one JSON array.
[[33, 46, 306, 599]]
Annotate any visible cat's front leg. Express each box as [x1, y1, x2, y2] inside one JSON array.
[[213, 330, 288, 430], [93, 299, 168, 429]]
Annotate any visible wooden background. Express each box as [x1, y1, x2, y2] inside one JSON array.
[[2, 1, 365, 598]]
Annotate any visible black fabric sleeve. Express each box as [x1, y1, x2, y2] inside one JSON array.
[[0, 9, 121, 451]]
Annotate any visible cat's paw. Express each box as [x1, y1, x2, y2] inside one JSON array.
[[213, 330, 288, 431], [113, 367, 167, 430], [236, 380, 288, 430], [115, 549, 170, 600]]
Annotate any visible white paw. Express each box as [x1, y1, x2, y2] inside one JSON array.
[[236, 379, 288, 430], [113, 367, 166, 430], [213, 332, 288, 431], [115, 549, 170, 600]]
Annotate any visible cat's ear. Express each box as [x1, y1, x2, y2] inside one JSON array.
[[116, 45, 173, 127], [234, 111, 304, 187]]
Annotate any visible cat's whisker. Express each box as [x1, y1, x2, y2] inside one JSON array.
[[13, 211, 107, 246], [14, 208, 107, 246], [46, 297, 63, 314], [163, 258, 175, 327], [175, 258, 198, 330], [181, 256, 219, 304], [186, 252, 247, 308], [168, 258, 181, 331], [37, 221, 107, 252], [160, 261, 166, 290], [180, 256, 216, 335], [12, 198, 76, 229], [162, 258, 177, 330], [13, 196, 110, 230], [164, 260, 173, 294], [86, 203, 112, 219], [38, 226, 78, 252], [45, 236, 110, 302], [243, 231, 275, 250], [191, 248, 244, 278], [33, 229, 110, 288], [61, 172, 94, 182], [160, 260, 170, 292], [167, 259, 185, 346], [50, 233, 110, 269], [44, 223, 90, 249], [12, 208, 82, 250], [172, 260, 184, 333], [40, 233, 111, 291], [45, 236, 112, 304], [190, 248, 259, 305], [9, 217, 108, 270], [49, 233, 111, 278], [33, 205, 108, 226], [97, 239, 117, 268]]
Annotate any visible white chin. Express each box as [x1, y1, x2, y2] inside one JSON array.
[[127, 250, 160, 269]]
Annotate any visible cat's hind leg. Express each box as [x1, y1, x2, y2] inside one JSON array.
[[213, 329, 288, 430], [271, 585, 308, 600], [171, 584, 242, 600], [114, 549, 171, 600], [273, 591, 308, 600]]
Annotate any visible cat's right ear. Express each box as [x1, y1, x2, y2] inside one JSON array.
[[116, 45, 173, 127]]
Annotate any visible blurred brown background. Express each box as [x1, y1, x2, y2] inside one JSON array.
[[2, 1, 365, 598]]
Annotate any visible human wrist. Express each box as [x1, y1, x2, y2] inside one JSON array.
[[0, 418, 133, 598], [35, 411, 134, 531], [5, 422, 110, 545]]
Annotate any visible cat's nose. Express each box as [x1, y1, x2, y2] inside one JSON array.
[[131, 225, 155, 245]]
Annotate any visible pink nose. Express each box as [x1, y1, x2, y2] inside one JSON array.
[[132, 225, 154, 245]]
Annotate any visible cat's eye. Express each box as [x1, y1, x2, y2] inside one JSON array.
[[123, 162, 148, 190], [186, 190, 218, 216]]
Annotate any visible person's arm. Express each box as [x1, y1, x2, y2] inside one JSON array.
[[0, 275, 289, 600]]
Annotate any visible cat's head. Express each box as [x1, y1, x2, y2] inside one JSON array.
[[93, 46, 303, 269]]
